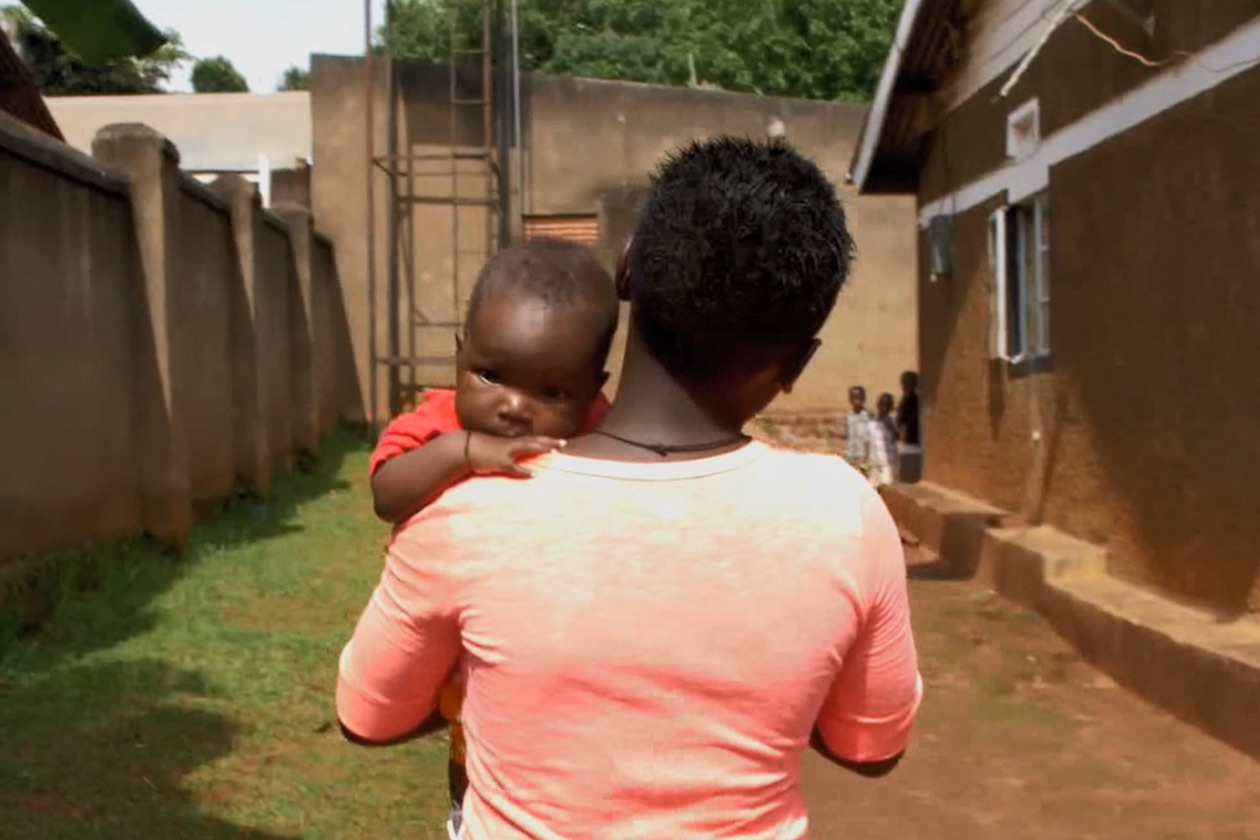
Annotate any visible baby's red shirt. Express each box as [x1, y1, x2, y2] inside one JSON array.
[[369, 388, 612, 477]]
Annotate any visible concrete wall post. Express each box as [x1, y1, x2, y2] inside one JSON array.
[[91, 123, 192, 546]]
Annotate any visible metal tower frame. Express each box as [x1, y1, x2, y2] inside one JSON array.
[[364, 0, 518, 429]]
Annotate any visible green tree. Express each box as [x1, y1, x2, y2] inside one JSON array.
[[191, 55, 248, 93], [381, 0, 901, 102], [386, 0, 454, 64], [18, 0, 166, 64], [280, 64, 309, 91], [3, 4, 187, 95]]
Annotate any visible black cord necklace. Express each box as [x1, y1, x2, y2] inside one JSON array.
[[590, 429, 751, 458]]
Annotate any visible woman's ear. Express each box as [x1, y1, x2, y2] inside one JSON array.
[[615, 238, 632, 301], [778, 339, 821, 394]]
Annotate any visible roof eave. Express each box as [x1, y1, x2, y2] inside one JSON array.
[[0, 28, 63, 140], [847, 0, 928, 194]]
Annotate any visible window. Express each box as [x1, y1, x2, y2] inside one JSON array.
[[1006, 99, 1041, 161], [522, 214, 600, 246], [927, 214, 953, 281], [988, 193, 1050, 362]]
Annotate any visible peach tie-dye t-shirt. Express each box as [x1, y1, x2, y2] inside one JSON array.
[[338, 442, 921, 840]]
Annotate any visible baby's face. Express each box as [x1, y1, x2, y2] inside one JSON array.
[[455, 292, 606, 440]]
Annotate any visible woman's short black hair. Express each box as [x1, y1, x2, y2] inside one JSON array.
[[627, 136, 855, 381]]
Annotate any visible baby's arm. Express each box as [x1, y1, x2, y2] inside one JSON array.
[[371, 432, 472, 523], [371, 431, 566, 524]]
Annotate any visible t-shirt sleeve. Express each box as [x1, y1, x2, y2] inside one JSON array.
[[336, 520, 462, 742], [815, 486, 922, 762], [369, 393, 460, 477], [581, 392, 613, 432]]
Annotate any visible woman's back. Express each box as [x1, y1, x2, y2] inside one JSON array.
[[346, 443, 920, 840], [336, 136, 921, 840]]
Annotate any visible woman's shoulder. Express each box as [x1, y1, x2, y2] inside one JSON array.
[[753, 445, 872, 492]]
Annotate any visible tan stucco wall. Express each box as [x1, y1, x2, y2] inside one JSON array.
[[310, 56, 918, 422], [310, 233, 362, 434], [173, 184, 239, 503], [48, 92, 312, 174], [0, 113, 358, 562], [916, 53, 1260, 612], [0, 117, 153, 556], [255, 218, 300, 474]]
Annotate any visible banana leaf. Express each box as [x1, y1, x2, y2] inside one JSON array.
[[19, 0, 166, 64]]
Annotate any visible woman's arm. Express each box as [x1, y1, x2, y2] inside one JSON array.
[[337, 535, 461, 744], [813, 489, 922, 773]]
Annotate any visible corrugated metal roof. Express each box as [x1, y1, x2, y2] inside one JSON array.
[[47, 91, 311, 172], [0, 28, 63, 140]]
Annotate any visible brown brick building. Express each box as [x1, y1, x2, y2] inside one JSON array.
[[851, 1, 1260, 615]]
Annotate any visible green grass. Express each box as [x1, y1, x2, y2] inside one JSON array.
[[0, 430, 450, 840]]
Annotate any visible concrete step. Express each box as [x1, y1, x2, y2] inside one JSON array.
[[883, 481, 1260, 761]]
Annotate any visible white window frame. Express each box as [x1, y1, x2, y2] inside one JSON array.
[[987, 207, 1008, 359], [1006, 98, 1041, 162], [988, 192, 1050, 363], [1033, 195, 1051, 358]]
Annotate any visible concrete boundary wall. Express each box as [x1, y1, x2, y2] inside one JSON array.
[[0, 113, 360, 564], [0, 112, 159, 555]]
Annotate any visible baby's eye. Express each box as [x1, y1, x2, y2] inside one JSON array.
[[539, 386, 569, 402], [477, 369, 503, 386]]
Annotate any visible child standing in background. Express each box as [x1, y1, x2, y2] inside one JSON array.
[[867, 393, 900, 487], [896, 370, 923, 483], [897, 371, 920, 445], [845, 385, 871, 473]]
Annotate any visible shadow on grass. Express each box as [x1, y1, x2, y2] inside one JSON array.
[[0, 658, 295, 839], [0, 429, 370, 839], [0, 428, 363, 662]]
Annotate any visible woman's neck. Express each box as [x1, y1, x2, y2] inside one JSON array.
[[563, 330, 751, 462], [600, 334, 742, 444]]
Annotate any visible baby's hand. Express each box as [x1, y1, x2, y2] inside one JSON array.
[[466, 432, 565, 478]]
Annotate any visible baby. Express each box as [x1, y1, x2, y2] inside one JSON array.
[[368, 237, 619, 837]]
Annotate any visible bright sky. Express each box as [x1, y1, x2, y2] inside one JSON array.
[[139, 0, 387, 93]]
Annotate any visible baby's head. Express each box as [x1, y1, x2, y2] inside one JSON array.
[[455, 238, 619, 440]]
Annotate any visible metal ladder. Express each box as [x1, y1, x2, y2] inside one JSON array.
[[379, 0, 499, 416]]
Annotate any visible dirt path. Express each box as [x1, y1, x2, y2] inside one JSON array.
[[802, 548, 1260, 840]]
